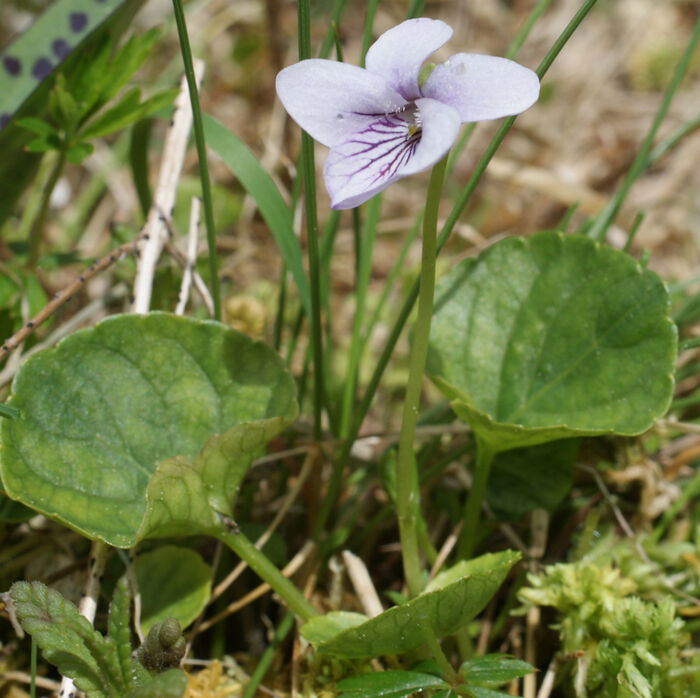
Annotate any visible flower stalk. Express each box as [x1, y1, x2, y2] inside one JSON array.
[[216, 529, 318, 622], [297, 0, 325, 441], [396, 154, 448, 598], [458, 436, 496, 559]]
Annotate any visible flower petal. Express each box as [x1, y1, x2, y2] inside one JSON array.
[[323, 98, 460, 209], [365, 18, 452, 101], [422, 53, 540, 122], [276, 59, 406, 148]]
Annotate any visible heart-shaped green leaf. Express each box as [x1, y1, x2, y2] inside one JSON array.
[[135, 546, 211, 635], [428, 232, 676, 452], [301, 551, 519, 658], [0, 313, 297, 547]]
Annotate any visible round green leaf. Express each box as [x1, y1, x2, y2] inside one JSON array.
[[428, 232, 676, 452], [135, 545, 211, 635], [302, 551, 519, 658], [0, 313, 297, 546]]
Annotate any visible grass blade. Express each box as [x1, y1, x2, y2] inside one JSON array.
[[203, 114, 311, 319]]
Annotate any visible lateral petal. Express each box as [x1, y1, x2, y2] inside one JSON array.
[[422, 53, 540, 122], [275, 59, 406, 148], [365, 18, 452, 101]]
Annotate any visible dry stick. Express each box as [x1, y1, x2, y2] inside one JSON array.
[[0, 241, 141, 362], [657, 417, 700, 435], [131, 59, 204, 313], [175, 197, 202, 315], [342, 550, 383, 618], [0, 287, 128, 389], [536, 657, 558, 698], [428, 520, 463, 581], [161, 216, 215, 316], [58, 541, 109, 698], [2, 671, 61, 692], [197, 541, 316, 633]]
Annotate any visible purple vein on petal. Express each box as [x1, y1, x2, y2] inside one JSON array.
[[324, 108, 422, 208], [343, 113, 420, 183]]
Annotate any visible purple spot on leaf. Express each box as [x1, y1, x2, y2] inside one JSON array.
[[32, 57, 53, 80], [2, 55, 21, 76], [52, 39, 71, 60], [0, 114, 10, 129], [70, 12, 88, 33]]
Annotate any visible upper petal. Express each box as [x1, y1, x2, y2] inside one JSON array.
[[276, 59, 406, 148], [422, 53, 540, 122], [365, 18, 453, 101]]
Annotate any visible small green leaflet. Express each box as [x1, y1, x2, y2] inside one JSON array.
[[0, 0, 129, 130]]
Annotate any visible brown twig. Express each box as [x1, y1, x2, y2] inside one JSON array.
[[0, 236, 146, 360]]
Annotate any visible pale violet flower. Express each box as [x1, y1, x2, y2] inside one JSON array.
[[276, 18, 540, 210]]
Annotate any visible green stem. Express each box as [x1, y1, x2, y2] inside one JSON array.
[[360, 0, 380, 67], [586, 14, 700, 242], [30, 637, 37, 698], [273, 262, 287, 351], [647, 112, 700, 164], [216, 529, 318, 621], [458, 437, 496, 559], [424, 629, 459, 685], [397, 155, 448, 598], [297, 0, 325, 441], [171, 0, 221, 320], [319, 0, 348, 59], [340, 197, 381, 437], [27, 150, 65, 267], [505, 0, 553, 59]]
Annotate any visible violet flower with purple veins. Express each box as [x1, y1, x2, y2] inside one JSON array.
[[276, 17, 540, 210]]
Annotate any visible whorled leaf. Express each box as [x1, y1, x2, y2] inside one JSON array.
[[428, 231, 677, 452], [301, 551, 519, 658], [0, 313, 297, 547]]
